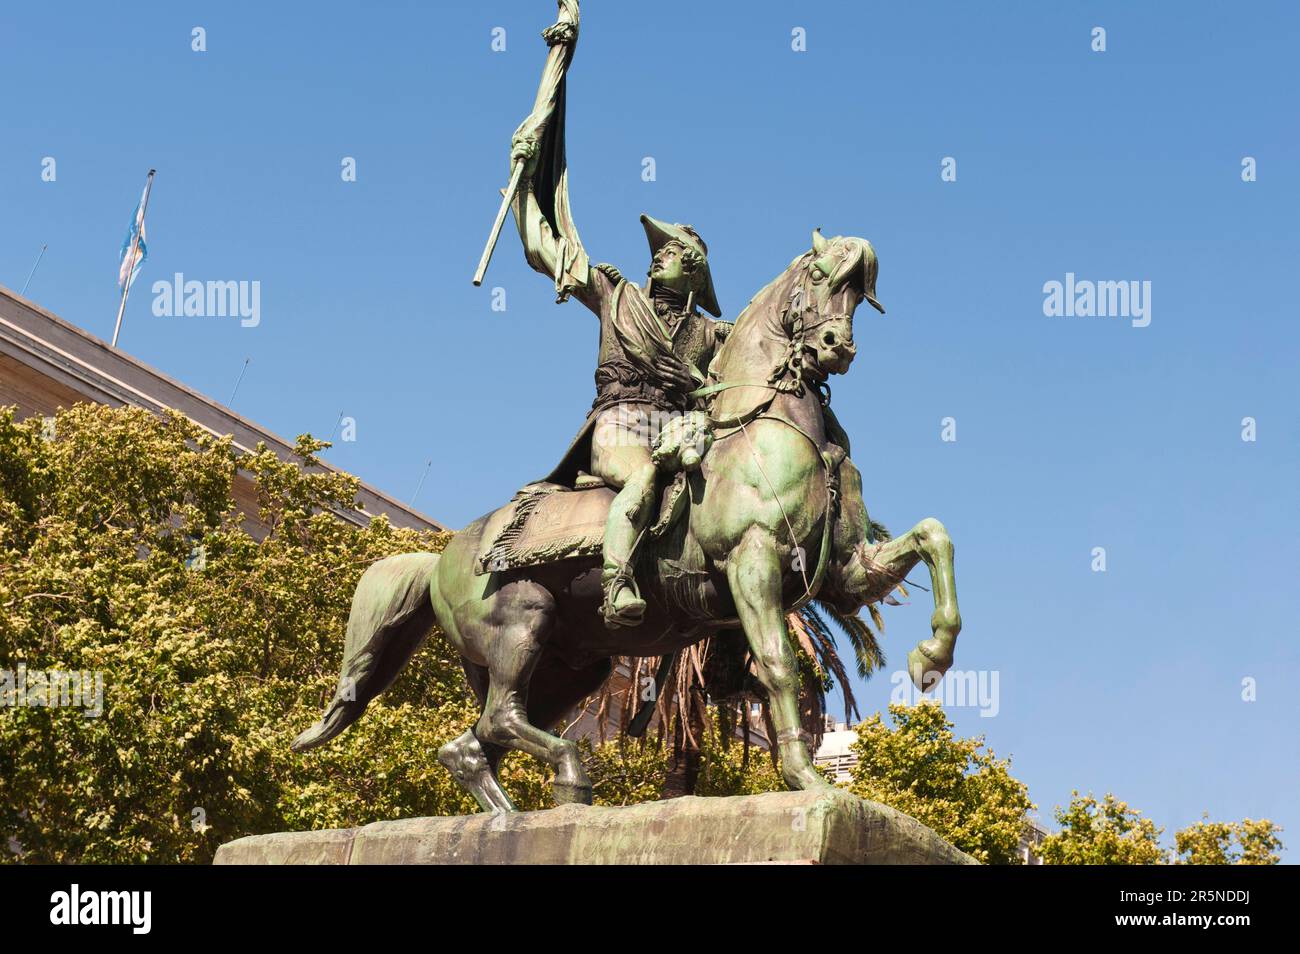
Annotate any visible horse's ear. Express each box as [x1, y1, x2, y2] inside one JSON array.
[[812, 228, 828, 254]]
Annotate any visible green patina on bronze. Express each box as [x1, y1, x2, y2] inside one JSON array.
[[292, 0, 963, 816]]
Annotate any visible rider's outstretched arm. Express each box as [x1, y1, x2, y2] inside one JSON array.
[[509, 140, 561, 278], [507, 134, 608, 316]]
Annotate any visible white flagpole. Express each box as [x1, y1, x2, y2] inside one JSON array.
[[112, 168, 156, 348]]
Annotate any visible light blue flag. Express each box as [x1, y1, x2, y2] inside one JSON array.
[[117, 183, 149, 290]]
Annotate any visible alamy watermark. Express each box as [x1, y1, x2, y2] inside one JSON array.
[[890, 668, 1000, 718], [50, 884, 150, 934], [151, 273, 261, 327], [1043, 272, 1151, 328], [593, 404, 710, 456], [1, 664, 104, 717]]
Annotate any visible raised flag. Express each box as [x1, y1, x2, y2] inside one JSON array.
[[112, 169, 156, 348], [117, 181, 150, 290]]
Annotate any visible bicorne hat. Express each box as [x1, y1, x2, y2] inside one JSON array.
[[640, 213, 722, 318]]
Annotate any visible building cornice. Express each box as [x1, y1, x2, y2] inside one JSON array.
[[0, 283, 446, 533]]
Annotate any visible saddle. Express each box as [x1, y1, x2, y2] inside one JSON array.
[[473, 472, 690, 576], [475, 410, 712, 576]]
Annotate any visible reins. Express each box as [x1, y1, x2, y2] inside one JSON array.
[[690, 263, 843, 609]]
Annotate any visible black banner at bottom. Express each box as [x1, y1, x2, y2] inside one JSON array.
[[0, 862, 1291, 941]]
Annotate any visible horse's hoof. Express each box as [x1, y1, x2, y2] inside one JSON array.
[[552, 781, 593, 806], [908, 639, 952, 692], [790, 775, 836, 795]]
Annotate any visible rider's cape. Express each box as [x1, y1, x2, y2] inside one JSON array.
[[539, 408, 602, 489]]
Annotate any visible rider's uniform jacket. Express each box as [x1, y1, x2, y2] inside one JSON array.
[[575, 265, 723, 416]]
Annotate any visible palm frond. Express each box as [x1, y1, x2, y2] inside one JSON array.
[[791, 605, 851, 724], [581, 587, 894, 794], [818, 601, 885, 681]]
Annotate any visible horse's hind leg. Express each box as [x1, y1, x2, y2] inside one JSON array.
[[866, 517, 961, 690], [437, 661, 516, 813], [473, 581, 594, 806]]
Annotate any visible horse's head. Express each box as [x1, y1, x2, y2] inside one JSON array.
[[709, 229, 884, 422], [800, 229, 884, 378]]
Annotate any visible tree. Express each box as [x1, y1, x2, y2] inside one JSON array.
[[1175, 816, 1282, 865], [584, 738, 669, 806], [786, 598, 888, 732], [1037, 792, 1165, 865], [0, 404, 662, 863], [846, 701, 1034, 864], [692, 716, 787, 797]]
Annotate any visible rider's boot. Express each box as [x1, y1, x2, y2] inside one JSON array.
[[601, 559, 646, 629], [601, 476, 653, 629]]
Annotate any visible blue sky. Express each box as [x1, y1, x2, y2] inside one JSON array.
[[3, 1, 1297, 858]]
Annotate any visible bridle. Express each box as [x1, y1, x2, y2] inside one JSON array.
[[767, 264, 855, 400], [688, 258, 849, 406]]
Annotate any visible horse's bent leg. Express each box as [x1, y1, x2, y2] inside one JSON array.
[[467, 654, 610, 812], [435, 660, 515, 813], [474, 588, 592, 806], [438, 730, 516, 813], [872, 517, 961, 690], [727, 530, 832, 793]]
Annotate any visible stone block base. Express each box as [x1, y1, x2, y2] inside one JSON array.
[[213, 788, 975, 865]]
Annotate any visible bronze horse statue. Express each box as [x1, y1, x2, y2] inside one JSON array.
[[293, 232, 962, 812]]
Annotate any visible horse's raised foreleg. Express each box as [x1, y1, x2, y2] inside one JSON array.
[[868, 517, 961, 691], [727, 529, 834, 793]]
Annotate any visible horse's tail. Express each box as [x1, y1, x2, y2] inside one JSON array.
[[291, 552, 440, 753]]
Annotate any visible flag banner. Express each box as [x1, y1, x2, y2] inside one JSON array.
[[117, 182, 149, 290], [513, 0, 586, 300]]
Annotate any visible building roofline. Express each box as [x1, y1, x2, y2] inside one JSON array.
[[0, 282, 447, 533]]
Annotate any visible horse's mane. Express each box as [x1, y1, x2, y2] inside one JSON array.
[[717, 252, 807, 360]]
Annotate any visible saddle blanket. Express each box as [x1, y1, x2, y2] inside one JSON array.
[[474, 483, 611, 575]]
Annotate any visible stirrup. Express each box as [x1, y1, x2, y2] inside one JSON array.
[[601, 565, 645, 629]]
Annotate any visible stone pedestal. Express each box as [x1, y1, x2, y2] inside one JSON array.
[[214, 789, 975, 865]]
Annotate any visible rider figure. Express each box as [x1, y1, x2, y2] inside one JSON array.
[[509, 134, 729, 628]]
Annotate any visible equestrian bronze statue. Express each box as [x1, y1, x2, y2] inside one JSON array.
[[293, 0, 962, 813]]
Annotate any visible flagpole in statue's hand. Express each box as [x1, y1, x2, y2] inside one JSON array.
[[470, 130, 540, 287], [472, 0, 580, 286], [471, 161, 527, 287]]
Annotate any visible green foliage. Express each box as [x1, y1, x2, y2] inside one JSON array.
[[584, 738, 669, 806], [0, 404, 665, 863], [1037, 792, 1165, 865], [786, 600, 885, 727], [693, 717, 786, 797], [1174, 815, 1282, 865], [847, 702, 1033, 864]]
